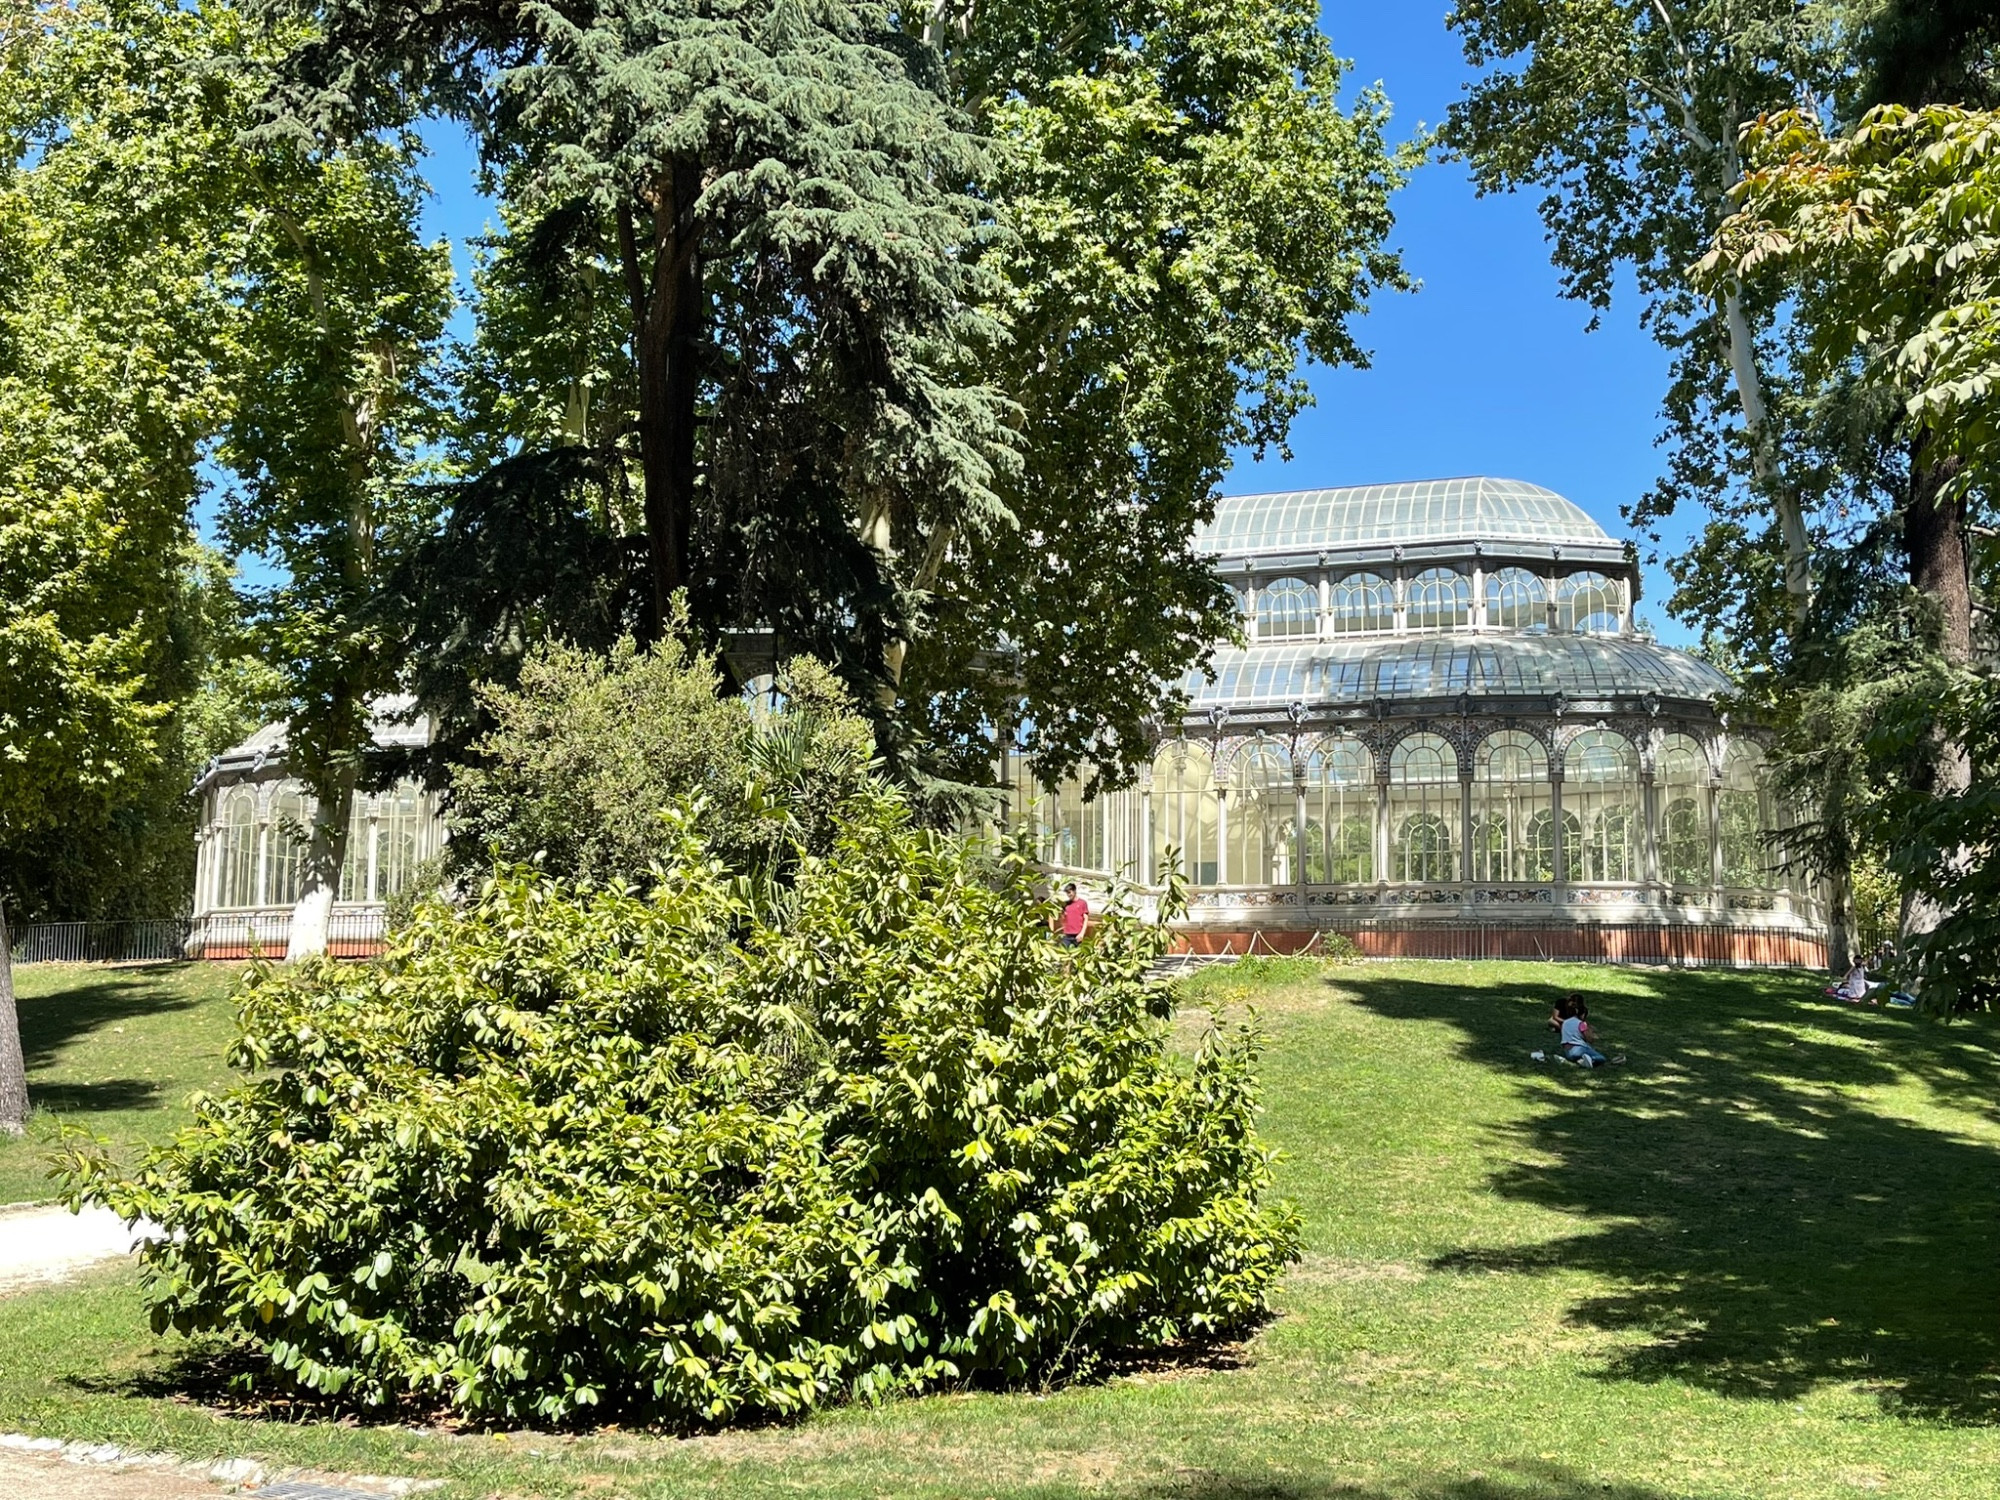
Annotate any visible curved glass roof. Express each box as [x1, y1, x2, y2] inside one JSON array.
[[1184, 635, 1732, 708], [1199, 477, 1613, 556]]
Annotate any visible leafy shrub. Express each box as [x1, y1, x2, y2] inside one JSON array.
[[447, 621, 876, 888], [68, 788, 1300, 1427]]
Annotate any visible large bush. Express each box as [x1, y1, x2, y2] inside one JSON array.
[[70, 790, 1300, 1426]]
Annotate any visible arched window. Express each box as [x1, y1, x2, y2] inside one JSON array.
[[1471, 731, 1549, 882], [370, 784, 431, 899], [217, 786, 260, 909], [1659, 733, 1711, 887], [267, 788, 308, 907], [1304, 738, 1374, 884], [1256, 577, 1318, 641], [1327, 572, 1394, 635], [1556, 571, 1622, 634], [1227, 741, 1297, 886], [1568, 730, 1641, 882], [1390, 733, 1459, 883], [1153, 742, 1219, 887], [336, 796, 375, 903], [1407, 568, 1472, 631], [1485, 568, 1548, 631], [1527, 807, 1583, 883], [1720, 741, 1774, 889]]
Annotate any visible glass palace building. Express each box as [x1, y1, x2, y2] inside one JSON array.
[[186, 477, 1825, 965], [188, 701, 444, 957], [1000, 478, 1827, 965]]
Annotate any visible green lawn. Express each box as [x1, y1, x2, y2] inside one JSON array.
[[1, 959, 1995, 1499], [0, 963, 244, 1204]]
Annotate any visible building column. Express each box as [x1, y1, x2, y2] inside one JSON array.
[[1375, 775, 1392, 884], [1214, 787, 1229, 887], [1552, 771, 1569, 897], [365, 809, 381, 903], [1640, 772, 1661, 890], [1140, 783, 1155, 888], [255, 820, 271, 909], [1459, 771, 1475, 887], [1619, 575, 1634, 635], [1317, 574, 1332, 640], [1295, 780, 1310, 903], [1708, 779, 1724, 900], [1471, 563, 1486, 629], [1243, 579, 1258, 644], [1392, 572, 1407, 633]]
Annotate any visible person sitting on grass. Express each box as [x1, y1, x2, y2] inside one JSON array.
[[1555, 997, 1624, 1068], [1826, 957, 1884, 1004]]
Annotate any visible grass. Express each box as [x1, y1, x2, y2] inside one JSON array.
[[0, 963, 245, 1205], [0, 959, 1996, 1498]]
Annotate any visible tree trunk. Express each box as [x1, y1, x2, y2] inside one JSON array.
[[0, 896, 26, 1135], [1901, 443, 1973, 951], [1719, 283, 1813, 628], [287, 767, 357, 961], [1824, 860, 1853, 976], [620, 164, 705, 637]]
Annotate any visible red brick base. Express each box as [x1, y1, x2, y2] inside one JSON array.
[[1172, 924, 1826, 969]]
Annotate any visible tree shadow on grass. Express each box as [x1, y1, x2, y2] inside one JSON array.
[[26, 1079, 166, 1114], [14, 965, 216, 1076], [1337, 968, 2000, 1426], [1127, 1458, 1699, 1499]]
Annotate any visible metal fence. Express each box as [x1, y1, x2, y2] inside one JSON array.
[[191, 909, 389, 960], [1174, 921, 1828, 970], [8, 919, 193, 965]]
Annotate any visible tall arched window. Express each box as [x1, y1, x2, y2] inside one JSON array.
[[1304, 738, 1374, 884], [217, 786, 260, 909], [267, 788, 308, 907], [1485, 568, 1548, 631], [1407, 568, 1472, 631], [1153, 742, 1219, 887], [1471, 731, 1550, 882], [334, 795, 373, 903], [1256, 577, 1318, 641], [1568, 730, 1641, 882], [1390, 733, 1459, 883], [1556, 572, 1622, 634], [1720, 741, 1774, 888], [1659, 733, 1712, 887], [1327, 572, 1394, 635], [374, 784, 431, 899], [1228, 741, 1297, 886]]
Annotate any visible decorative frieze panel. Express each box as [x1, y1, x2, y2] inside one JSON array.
[[1567, 887, 1658, 907], [1472, 887, 1555, 905]]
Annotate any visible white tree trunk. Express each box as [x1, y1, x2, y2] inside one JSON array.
[[1719, 284, 1813, 625], [287, 775, 355, 960], [0, 897, 26, 1135]]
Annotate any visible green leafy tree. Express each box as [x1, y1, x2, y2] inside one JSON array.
[[214, 127, 454, 957], [255, 0, 1016, 659], [908, 0, 1414, 786], [270, 1, 1411, 794], [1444, 0, 1845, 642], [1707, 101, 2000, 980], [0, 0, 255, 1127]]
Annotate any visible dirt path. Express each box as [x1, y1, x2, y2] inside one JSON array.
[[0, 1447, 224, 1497], [0, 1203, 151, 1295]]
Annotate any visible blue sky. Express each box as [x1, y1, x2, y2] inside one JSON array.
[[1222, 4, 1693, 644], [387, 5, 1698, 645]]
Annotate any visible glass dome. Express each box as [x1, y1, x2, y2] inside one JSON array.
[[1184, 635, 1732, 708], [1199, 477, 1613, 556]]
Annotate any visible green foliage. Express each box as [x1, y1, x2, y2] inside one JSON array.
[[449, 624, 877, 888], [67, 792, 1300, 1426]]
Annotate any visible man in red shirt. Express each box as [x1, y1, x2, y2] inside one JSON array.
[[1057, 883, 1090, 947]]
